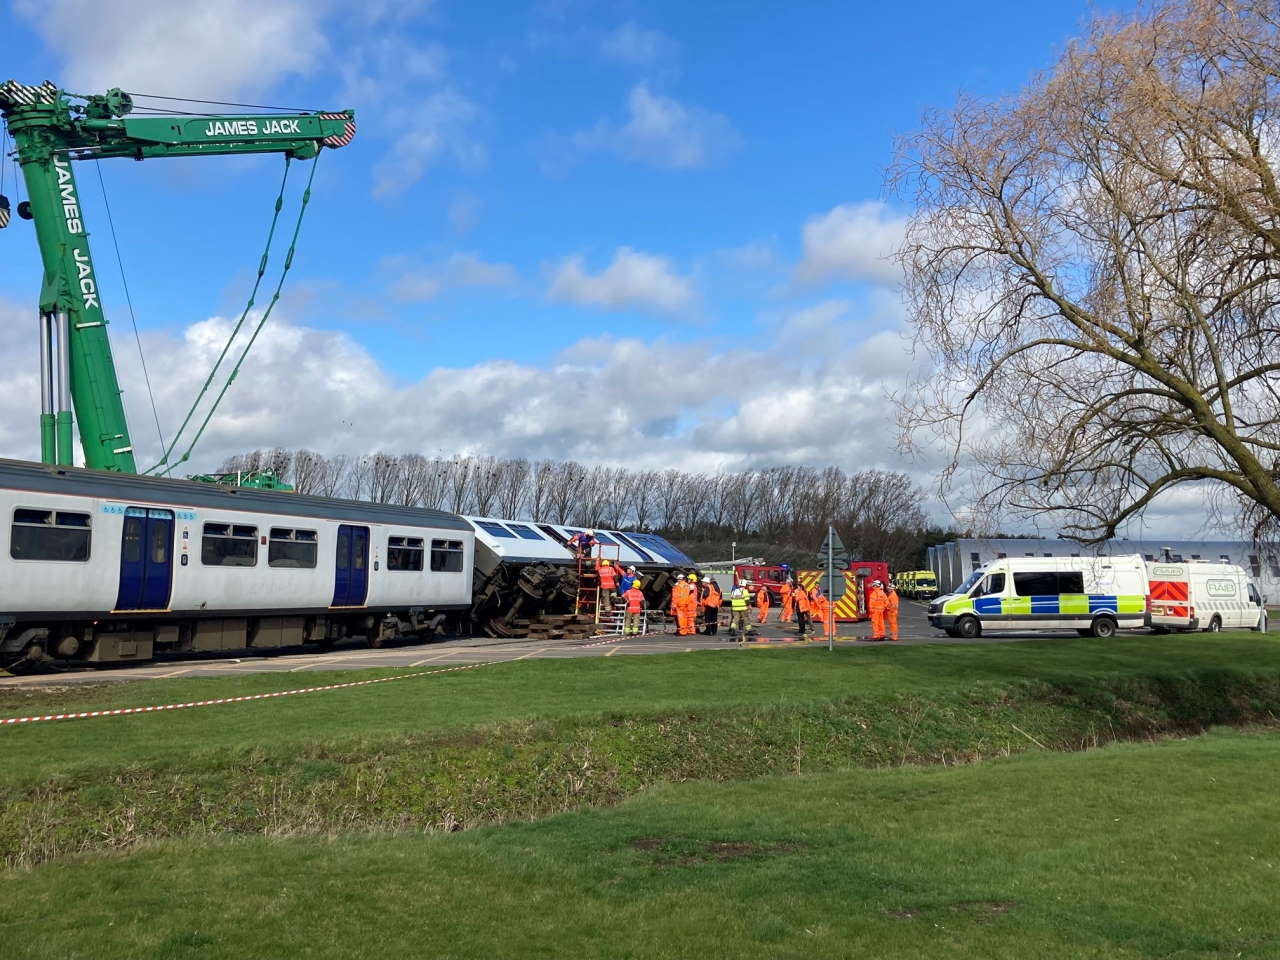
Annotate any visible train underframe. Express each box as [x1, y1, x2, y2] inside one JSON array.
[[0, 605, 468, 672]]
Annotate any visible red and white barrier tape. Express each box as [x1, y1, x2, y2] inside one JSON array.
[[1, 660, 502, 727]]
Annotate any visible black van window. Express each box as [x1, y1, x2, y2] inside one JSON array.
[[1013, 571, 1057, 596], [1058, 571, 1085, 593]]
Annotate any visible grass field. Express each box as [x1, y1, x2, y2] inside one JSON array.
[[3, 633, 1280, 873], [4, 633, 1279, 779], [4, 728, 1278, 959]]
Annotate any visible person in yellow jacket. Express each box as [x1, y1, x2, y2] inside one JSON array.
[[884, 580, 900, 642], [866, 579, 888, 641], [728, 585, 752, 640]]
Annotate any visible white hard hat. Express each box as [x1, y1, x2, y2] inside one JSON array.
[[676, 573, 686, 580], [872, 580, 883, 587], [586, 529, 595, 536]]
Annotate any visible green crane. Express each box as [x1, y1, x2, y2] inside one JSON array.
[[0, 80, 355, 472]]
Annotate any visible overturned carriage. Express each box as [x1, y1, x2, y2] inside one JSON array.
[[464, 517, 693, 639]]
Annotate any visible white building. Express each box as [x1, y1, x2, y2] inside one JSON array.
[[928, 538, 1280, 602]]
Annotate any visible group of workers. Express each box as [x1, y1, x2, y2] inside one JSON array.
[[582, 532, 901, 641], [669, 572, 722, 636]]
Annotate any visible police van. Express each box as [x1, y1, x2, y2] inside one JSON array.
[[1146, 561, 1267, 633], [928, 555, 1147, 639]]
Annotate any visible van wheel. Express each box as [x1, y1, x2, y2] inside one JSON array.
[[1207, 616, 1222, 633], [954, 615, 981, 639], [1090, 616, 1117, 639], [943, 628, 960, 638]]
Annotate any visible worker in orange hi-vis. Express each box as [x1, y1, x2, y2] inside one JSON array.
[[669, 573, 688, 634], [677, 574, 700, 636], [884, 580, 900, 641], [792, 583, 812, 639], [780, 580, 794, 622], [756, 584, 771, 623], [596, 559, 619, 610], [810, 585, 827, 630], [866, 579, 888, 641]]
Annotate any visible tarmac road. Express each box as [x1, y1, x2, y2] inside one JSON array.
[[0, 600, 1253, 687]]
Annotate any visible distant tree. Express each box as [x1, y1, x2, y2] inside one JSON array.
[[895, 0, 1280, 543]]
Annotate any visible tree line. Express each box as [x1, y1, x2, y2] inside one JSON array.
[[217, 449, 939, 570]]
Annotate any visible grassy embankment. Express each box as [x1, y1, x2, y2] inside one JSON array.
[[4, 729, 1279, 959], [2, 633, 1279, 871]]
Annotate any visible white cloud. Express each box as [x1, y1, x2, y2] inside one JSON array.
[[599, 22, 676, 65], [372, 89, 485, 197], [716, 240, 779, 272], [386, 252, 517, 302], [14, 0, 330, 99], [572, 83, 739, 169], [795, 201, 907, 288], [547, 247, 695, 313], [0, 296, 923, 478]]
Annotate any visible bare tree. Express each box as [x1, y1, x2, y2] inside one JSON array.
[[628, 470, 658, 531], [527, 459, 556, 522], [291, 450, 325, 495], [547, 460, 586, 524], [469, 456, 505, 517], [369, 453, 400, 504], [894, 0, 1280, 543], [495, 458, 530, 519]]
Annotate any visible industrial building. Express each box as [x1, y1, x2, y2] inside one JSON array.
[[927, 538, 1280, 602]]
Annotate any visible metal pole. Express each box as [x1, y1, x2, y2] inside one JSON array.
[[54, 309, 73, 466], [827, 523, 834, 652], [38, 312, 55, 463]]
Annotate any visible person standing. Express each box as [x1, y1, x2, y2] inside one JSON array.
[[596, 559, 619, 612], [677, 574, 699, 636], [620, 565, 639, 595], [701, 578, 722, 635], [728, 584, 751, 640], [756, 584, 771, 624], [866, 580, 888, 641], [793, 582, 812, 638], [669, 573, 688, 634], [780, 580, 794, 623], [810, 585, 827, 634], [623, 578, 646, 636], [884, 580, 900, 642]]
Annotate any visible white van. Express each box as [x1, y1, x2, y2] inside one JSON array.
[[928, 554, 1148, 639], [1145, 561, 1267, 633]]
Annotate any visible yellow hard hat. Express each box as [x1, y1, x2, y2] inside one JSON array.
[[688, 574, 698, 581], [601, 559, 611, 566]]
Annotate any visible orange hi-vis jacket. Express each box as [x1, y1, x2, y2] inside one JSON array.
[[867, 586, 887, 615], [702, 583, 722, 608], [597, 562, 618, 591], [793, 588, 812, 614], [885, 588, 899, 614], [756, 588, 770, 611], [624, 586, 645, 614]]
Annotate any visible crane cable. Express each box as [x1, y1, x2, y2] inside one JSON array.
[[152, 152, 322, 476], [93, 160, 167, 455], [146, 156, 294, 475]]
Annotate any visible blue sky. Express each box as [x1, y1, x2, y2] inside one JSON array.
[[0, 0, 1145, 523]]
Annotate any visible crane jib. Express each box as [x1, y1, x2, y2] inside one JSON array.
[[117, 113, 354, 147]]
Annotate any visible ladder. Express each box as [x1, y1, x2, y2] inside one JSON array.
[[574, 543, 623, 619]]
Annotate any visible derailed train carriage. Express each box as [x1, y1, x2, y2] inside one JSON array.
[[464, 517, 693, 637], [0, 458, 693, 669]]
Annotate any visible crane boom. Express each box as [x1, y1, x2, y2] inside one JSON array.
[[0, 81, 355, 472]]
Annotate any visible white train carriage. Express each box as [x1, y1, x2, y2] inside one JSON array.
[[465, 516, 693, 572], [0, 458, 474, 664]]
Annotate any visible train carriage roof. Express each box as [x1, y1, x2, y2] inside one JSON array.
[[0, 458, 472, 530], [464, 516, 694, 567]]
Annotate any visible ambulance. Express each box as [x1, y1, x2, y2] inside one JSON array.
[[928, 554, 1148, 638], [1145, 561, 1268, 633]]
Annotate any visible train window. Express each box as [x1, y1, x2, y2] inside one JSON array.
[[202, 522, 258, 566], [388, 535, 425, 571], [10, 508, 91, 562], [475, 521, 517, 539], [269, 528, 318, 569], [430, 539, 465, 572], [506, 524, 545, 541]]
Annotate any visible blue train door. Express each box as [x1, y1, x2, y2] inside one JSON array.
[[115, 507, 175, 611], [332, 524, 369, 607]]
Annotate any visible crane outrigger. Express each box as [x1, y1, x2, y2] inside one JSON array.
[[0, 80, 354, 473]]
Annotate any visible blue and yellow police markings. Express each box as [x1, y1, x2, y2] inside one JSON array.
[[945, 594, 1145, 618]]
